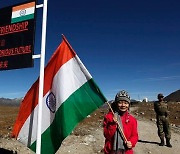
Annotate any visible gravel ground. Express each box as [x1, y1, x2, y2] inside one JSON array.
[[0, 105, 179, 154]]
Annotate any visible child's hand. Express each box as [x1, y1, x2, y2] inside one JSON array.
[[125, 141, 132, 149]]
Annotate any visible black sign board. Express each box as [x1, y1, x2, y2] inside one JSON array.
[[0, 0, 36, 70]]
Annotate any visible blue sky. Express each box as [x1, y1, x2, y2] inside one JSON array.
[[0, 0, 180, 101]]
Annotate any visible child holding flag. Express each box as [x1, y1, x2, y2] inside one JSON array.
[[103, 90, 138, 154]]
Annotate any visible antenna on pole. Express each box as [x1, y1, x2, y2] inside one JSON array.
[[138, 94, 140, 102]]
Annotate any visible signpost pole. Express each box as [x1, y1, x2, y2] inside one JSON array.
[[36, 0, 48, 153]]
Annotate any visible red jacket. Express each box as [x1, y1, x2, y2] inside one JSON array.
[[103, 111, 138, 154]]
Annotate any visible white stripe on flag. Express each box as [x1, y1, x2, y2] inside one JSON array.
[[12, 7, 35, 19], [17, 56, 92, 145]]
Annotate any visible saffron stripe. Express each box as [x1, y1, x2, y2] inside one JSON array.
[[12, 40, 75, 138], [16, 56, 92, 145], [12, 2, 35, 12]]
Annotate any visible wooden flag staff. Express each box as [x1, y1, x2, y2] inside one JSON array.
[[106, 101, 128, 143]]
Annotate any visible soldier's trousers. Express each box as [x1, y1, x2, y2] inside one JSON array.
[[156, 115, 171, 139]]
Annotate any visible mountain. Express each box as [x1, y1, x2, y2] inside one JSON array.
[[164, 89, 180, 102], [0, 97, 22, 106]]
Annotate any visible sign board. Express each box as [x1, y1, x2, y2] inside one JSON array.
[[0, 0, 36, 70]]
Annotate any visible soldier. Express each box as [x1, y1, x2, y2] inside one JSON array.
[[154, 93, 172, 147]]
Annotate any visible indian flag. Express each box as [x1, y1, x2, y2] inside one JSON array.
[[11, 1, 35, 23], [12, 35, 107, 154]]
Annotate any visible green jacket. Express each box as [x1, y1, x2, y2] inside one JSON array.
[[154, 101, 169, 116]]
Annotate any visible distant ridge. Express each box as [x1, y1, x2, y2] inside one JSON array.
[[0, 97, 22, 106], [164, 89, 180, 102]]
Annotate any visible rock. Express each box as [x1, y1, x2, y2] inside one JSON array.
[[84, 135, 96, 144], [140, 112, 145, 115]]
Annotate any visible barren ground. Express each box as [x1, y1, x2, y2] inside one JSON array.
[[0, 102, 180, 154]]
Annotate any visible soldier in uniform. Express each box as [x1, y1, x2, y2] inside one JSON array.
[[154, 93, 172, 147]]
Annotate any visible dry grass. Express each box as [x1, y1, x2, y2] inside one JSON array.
[[131, 102, 180, 126], [0, 102, 179, 138], [0, 105, 19, 137]]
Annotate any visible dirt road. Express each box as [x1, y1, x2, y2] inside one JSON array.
[[58, 117, 180, 154], [134, 119, 179, 154], [0, 108, 179, 154]]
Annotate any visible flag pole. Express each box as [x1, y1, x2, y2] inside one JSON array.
[[36, 0, 48, 154], [106, 102, 128, 143]]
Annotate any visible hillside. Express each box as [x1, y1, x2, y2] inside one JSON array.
[[164, 89, 180, 102], [0, 88, 179, 106], [0, 98, 22, 106]]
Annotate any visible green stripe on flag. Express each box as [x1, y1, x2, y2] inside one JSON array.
[[30, 79, 106, 153], [11, 14, 34, 23]]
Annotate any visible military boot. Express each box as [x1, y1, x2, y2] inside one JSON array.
[[159, 138, 165, 146], [166, 139, 172, 148]]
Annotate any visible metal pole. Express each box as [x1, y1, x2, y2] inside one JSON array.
[[36, 0, 48, 153]]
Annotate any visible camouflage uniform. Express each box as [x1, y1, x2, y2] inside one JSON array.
[[154, 100, 171, 146]]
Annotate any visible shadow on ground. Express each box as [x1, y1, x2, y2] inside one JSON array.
[[138, 139, 159, 145], [0, 148, 16, 154]]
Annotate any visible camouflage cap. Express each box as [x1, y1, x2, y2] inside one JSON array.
[[157, 93, 164, 98]]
